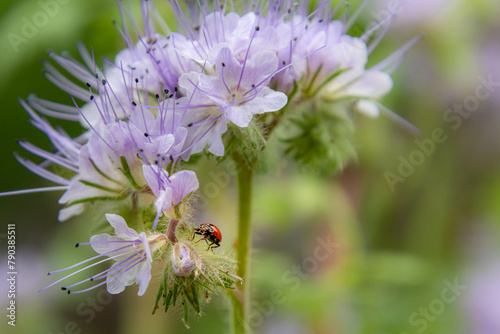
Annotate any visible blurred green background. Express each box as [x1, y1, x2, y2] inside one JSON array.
[[1, 0, 500, 333]]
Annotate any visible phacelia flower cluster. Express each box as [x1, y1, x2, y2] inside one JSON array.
[[3, 0, 415, 323]]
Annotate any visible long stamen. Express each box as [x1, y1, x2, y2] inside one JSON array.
[[237, 26, 259, 91], [220, 65, 232, 95], [0, 186, 69, 197], [39, 251, 132, 292], [68, 256, 146, 294], [91, 254, 142, 281], [71, 96, 114, 151], [173, 120, 217, 158], [47, 244, 134, 275], [63, 253, 139, 290]]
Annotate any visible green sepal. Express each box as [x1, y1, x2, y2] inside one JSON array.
[[304, 63, 324, 94], [152, 280, 164, 315], [164, 290, 173, 313], [182, 299, 189, 328], [79, 180, 122, 194], [310, 67, 349, 97], [88, 158, 122, 186], [182, 284, 200, 314], [66, 192, 130, 206], [118, 156, 142, 190]]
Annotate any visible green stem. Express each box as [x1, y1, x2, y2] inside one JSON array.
[[231, 165, 253, 334], [230, 290, 246, 334]]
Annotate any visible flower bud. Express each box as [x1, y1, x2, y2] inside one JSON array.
[[171, 242, 195, 276]]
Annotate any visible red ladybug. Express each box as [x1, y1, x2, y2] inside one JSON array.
[[190, 223, 222, 251]]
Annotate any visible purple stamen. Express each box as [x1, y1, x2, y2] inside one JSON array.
[[220, 65, 232, 95], [91, 254, 141, 281], [46, 244, 135, 275], [101, 69, 131, 120], [87, 86, 109, 125], [67, 279, 108, 295], [40, 253, 120, 292], [152, 209, 162, 230], [77, 240, 138, 246], [70, 96, 114, 151], [173, 120, 217, 158], [0, 186, 68, 197], [68, 256, 145, 294], [243, 45, 326, 95], [116, 0, 134, 50], [236, 26, 258, 91]]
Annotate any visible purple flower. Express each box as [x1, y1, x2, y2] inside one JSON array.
[[323, 69, 394, 117], [58, 115, 181, 220], [373, 0, 453, 28], [177, 46, 287, 156], [17, 89, 190, 221], [465, 263, 500, 334], [40, 214, 167, 296], [142, 165, 199, 229], [2, 0, 417, 226]]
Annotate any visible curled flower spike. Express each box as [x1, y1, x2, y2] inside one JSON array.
[[40, 214, 168, 296], [152, 226, 242, 323]]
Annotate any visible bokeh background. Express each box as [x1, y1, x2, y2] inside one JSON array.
[[1, 0, 500, 333]]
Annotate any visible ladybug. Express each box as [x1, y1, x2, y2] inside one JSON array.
[[190, 223, 222, 251]]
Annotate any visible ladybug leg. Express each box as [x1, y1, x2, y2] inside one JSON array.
[[207, 241, 215, 252], [189, 228, 200, 241], [195, 237, 209, 244], [207, 241, 220, 252]]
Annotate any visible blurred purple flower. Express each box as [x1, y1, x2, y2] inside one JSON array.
[[373, 0, 453, 28], [465, 263, 500, 334]]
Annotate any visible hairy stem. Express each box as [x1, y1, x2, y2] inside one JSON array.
[[231, 166, 253, 334], [166, 219, 179, 244], [230, 290, 246, 334]]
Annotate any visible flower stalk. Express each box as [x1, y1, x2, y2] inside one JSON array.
[[167, 219, 180, 244], [232, 165, 253, 334]]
